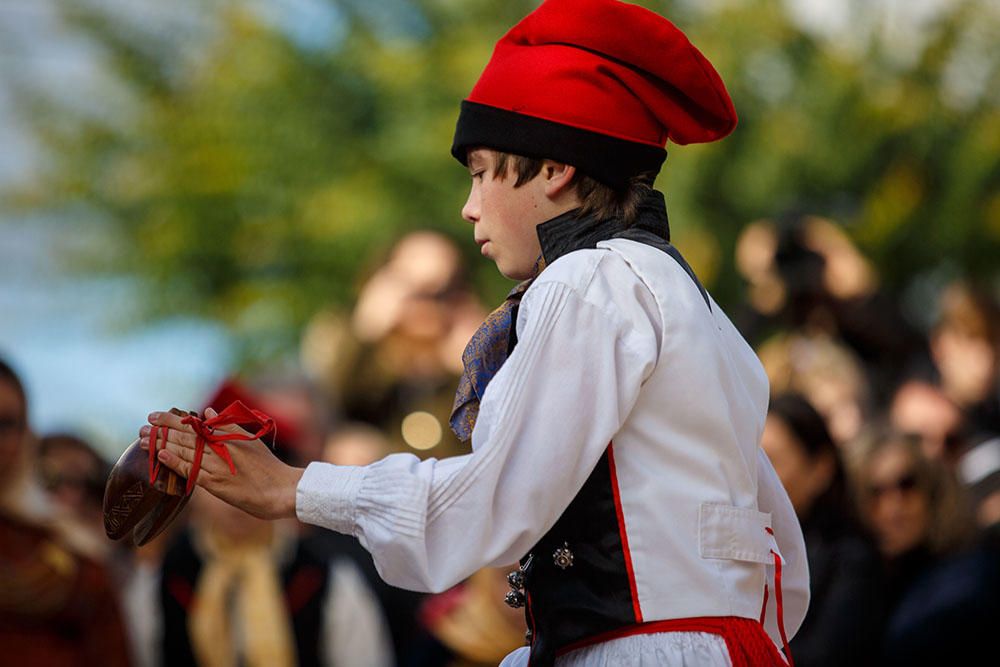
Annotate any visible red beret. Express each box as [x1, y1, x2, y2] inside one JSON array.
[[452, 0, 737, 189]]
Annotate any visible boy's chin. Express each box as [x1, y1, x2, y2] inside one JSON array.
[[496, 262, 533, 281]]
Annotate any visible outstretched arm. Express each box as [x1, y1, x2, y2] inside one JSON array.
[[149, 279, 656, 593]]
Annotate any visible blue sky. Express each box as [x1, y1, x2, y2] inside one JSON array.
[[0, 1, 236, 458], [0, 215, 233, 458]]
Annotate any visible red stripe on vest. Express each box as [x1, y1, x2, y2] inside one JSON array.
[[606, 442, 642, 623]]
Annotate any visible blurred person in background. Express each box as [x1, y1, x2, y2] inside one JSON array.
[[36, 432, 114, 558], [874, 432, 1000, 666], [410, 568, 527, 667], [889, 379, 966, 464], [735, 214, 923, 402], [341, 231, 485, 459], [0, 357, 133, 667], [857, 433, 988, 664], [119, 523, 186, 667], [757, 330, 871, 459], [858, 433, 971, 601], [159, 488, 392, 667], [321, 422, 427, 664], [253, 374, 335, 468], [323, 422, 391, 468], [761, 393, 884, 667], [930, 281, 1000, 435]]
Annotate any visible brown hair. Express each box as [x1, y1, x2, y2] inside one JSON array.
[[490, 151, 655, 224], [0, 357, 26, 424], [934, 281, 1000, 343]]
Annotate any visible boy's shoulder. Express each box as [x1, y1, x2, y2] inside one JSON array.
[[534, 238, 686, 295], [532, 244, 623, 297], [519, 242, 667, 352], [525, 238, 714, 332], [528, 241, 663, 313]]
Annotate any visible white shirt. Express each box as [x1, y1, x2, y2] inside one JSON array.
[[297, 238, 808, 664]]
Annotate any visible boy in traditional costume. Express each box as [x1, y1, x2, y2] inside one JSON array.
[[146, 1, 809, 664]]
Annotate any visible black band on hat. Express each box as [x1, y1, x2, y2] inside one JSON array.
[[452, 101, 667, 190]]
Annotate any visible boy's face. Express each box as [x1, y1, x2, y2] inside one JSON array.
[[461, 149, 548, 281]]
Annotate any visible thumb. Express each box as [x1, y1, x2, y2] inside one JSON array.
[[205, 407, 219, 419]]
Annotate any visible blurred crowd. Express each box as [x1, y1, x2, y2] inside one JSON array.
[[2, 220, 999, 666]]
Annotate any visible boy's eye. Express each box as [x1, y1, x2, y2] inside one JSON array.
[[471, 170, 485, 180]]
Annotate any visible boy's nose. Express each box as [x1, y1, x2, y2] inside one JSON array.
[[461, 193, 479, 224]]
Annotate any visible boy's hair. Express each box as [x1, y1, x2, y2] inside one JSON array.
[[490, 151, 655, 224]]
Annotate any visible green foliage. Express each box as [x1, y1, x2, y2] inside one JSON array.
[[7, 0, 999, 365]]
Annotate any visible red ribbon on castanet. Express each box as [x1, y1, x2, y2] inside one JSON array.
[[147, 401, 277, 495]]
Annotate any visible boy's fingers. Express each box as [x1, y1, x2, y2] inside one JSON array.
[[144, 426, 198, 450], [148, 410, 195, 434], [165, 427, 198, 450], [141, 428, 210, 454], [163, 441, 196, 464], [157, 449, 192, 479]]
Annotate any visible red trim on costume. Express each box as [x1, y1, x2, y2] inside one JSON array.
[[606, 442, 642, 623], [762, 526, 794, 667], [555, 616, 788, 666], [167, 575, 194, 610], [284, 567, 324, 615], [760, 581, 769, 624], [525, 590, 538, 647], [418, 582, 467, 628]]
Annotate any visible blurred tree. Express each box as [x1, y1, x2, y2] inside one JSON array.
[[662, 0, 1000, 310], [4, 0, 999, 365]]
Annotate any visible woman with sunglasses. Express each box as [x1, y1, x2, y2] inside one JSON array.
[[859, 434, 970, 596], [858, 432, 980, 664]]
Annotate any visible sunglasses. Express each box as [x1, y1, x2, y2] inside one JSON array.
[[868, 473, 919, 499], [0, 415, 24, 437], [40, 470, 107, 501]]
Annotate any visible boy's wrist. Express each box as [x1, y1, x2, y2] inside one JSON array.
[[275, 465, 306, 519]]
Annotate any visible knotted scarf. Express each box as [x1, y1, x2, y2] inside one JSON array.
[[189, 525, 296, 667], [450, 256, 546, 442], [449, 280, 532, 442]]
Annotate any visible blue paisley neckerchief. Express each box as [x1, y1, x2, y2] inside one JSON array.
[[449, 257, 543, 442]]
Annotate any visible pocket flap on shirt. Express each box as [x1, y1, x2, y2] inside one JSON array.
[[698, 502, 773, 564]]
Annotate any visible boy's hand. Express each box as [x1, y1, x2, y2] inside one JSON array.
[[139, 408, 304, 520]]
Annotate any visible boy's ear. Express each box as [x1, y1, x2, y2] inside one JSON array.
[[542, 160, 576, 198]]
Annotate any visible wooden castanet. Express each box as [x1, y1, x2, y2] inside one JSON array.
[[103, 407, 192, 546]]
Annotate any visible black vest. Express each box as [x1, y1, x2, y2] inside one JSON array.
[[516, 192, 709, 665]]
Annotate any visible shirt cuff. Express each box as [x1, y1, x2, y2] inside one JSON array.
[[296, 462, 365, 535]]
